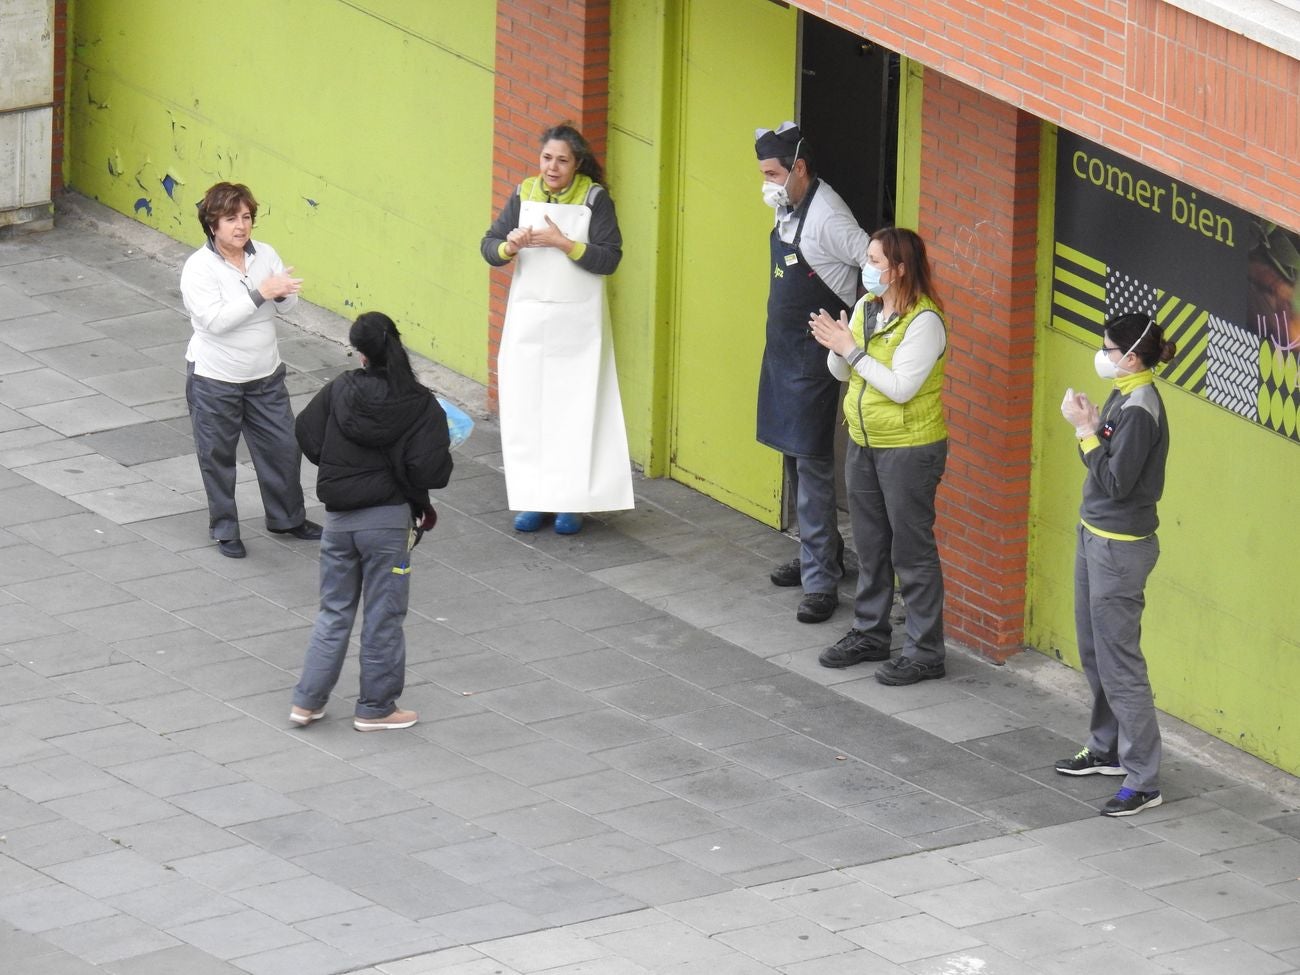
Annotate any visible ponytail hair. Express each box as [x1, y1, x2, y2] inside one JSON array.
[[348, 312, 425, 395], [1103, 313, 1178, 369]]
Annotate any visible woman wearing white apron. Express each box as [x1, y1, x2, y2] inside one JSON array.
[[480, 123, 633, 534]]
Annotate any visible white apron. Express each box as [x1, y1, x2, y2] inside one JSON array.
[[498, 194, 634, 512]]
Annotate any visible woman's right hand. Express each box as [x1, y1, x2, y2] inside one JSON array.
[[505, 227, 531, 257], [809, 308, 857, 358], [258, 266, 303, 300]]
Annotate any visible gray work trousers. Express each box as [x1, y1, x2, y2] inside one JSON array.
[[294, 524, 412, 719], [784, 453, 843, 595], [845, 439, 947, 664], [186, 362, 306, 540], [1075, 525, 1162, 792]]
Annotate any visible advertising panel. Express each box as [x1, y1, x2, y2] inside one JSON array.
[[1052, 131, 1300, 443]]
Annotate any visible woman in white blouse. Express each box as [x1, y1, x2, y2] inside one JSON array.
[[180, 181, 320, 559]]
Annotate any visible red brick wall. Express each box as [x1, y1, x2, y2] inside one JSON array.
[[486, 0, 612, 409], [483, 0, 1295, 657], [809, 0, 1298, 235], [799, 0, 1298, 656], [918, 73, 1041, 657], [52, 0, 67, 193]]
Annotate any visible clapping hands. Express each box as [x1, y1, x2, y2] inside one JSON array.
[[1060, 388, 1100, 438], [808, 307, 857, 358], [506, 216, 572, 256]]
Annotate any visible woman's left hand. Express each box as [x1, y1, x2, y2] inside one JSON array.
[[529, 216, 574, 254], [809, 308, 856, 357]]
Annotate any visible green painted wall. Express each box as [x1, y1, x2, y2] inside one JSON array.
[[1027, 127, 1300, 775], [65, 0, 495, 381], [895, 59, 922, 231], [607, 0, 671, 471], [662, 0, 798, 524], [607, 0, 799, 514]]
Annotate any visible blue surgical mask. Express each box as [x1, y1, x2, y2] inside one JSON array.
[[861, 263, 889, 298]]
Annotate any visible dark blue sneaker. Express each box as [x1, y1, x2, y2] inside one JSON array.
[[514, 511, 546, 532], [1055, 747, 1124, 776], [554, 513, 584, 535], [1101, 787, 1162, 817]]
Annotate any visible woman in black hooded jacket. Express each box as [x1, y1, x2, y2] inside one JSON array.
[[290, 311, 452, 731]]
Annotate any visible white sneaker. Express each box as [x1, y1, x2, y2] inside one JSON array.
[[353, 709, 418, 732], [289, 706, 325, 726]]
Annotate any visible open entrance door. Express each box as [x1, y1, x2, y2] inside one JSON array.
[[664, 3, 899, 529], [791, 13, 900, 522], [798, 15, 898, 232]]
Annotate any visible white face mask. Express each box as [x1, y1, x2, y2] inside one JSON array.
[[1093, 349, 1122, 380], [1093, 319, 1153, 380], [762, 179, 791, 209], [860, 262, 889, 298], [761, 141, 802, 209]]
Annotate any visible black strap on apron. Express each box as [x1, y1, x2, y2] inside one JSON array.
[[756, 181, 853, 458]]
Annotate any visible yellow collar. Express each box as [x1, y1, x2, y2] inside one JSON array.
[[1114, 370, 1154, 394]]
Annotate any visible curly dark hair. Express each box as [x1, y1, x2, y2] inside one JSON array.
[[196, 182, 257, 241]]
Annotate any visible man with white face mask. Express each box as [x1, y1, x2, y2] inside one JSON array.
[[754, 122, 869, 623]]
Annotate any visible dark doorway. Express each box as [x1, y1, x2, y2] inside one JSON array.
[[798, 15, 899, 233], [792, 14, 900, 524]]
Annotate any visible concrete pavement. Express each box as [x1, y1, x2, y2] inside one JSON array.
[[0, 193, 1297, 975]]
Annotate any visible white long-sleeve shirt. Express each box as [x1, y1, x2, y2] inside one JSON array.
[[774, 179, 868, 307], [827, 303, 946, 404], [181, 239, 298, 383]]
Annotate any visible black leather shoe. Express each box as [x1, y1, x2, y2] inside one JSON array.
[[819, 628, 890, 668], [875, 656, 946, 685], [770, 557, 801, 587], [772, 536, 846, 588], [217, 539, 247, 559], [271, 520, 322, 540], [796, 592, 838, 623]]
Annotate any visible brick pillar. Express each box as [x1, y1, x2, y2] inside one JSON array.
[[486, 0, 612, 411], [918, 72, 1039, 660], [51, 0, 67, 193]]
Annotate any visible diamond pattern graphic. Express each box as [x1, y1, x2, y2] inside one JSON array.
[[1205, 316, 1259, 420], [1053, 245, 1300, 444], [1258, 342, 1300, 439], [1106, 270, 1160, 320]]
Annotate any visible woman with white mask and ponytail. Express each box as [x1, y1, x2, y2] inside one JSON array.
[[1056, 312, 1178, 816]]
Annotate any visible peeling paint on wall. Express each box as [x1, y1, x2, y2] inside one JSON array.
[[133, 197, 152, 216]]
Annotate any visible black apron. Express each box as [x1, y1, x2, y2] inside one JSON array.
[[756, 181, 852, 458]]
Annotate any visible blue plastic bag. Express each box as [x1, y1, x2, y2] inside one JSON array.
[[437, 396, 474, 448]]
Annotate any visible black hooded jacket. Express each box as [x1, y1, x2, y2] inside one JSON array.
[[295, 370, 453, 512]]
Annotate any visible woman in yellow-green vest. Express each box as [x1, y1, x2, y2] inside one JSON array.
[[809, 228, 949, 686]]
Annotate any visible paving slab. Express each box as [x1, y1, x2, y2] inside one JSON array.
[[1, 194, 1297, 975]]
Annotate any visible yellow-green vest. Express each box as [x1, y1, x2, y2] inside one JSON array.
[[843, 295, 947, 448], [520, 173, 595, 205]]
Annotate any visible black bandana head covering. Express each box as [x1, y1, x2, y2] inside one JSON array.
[[754, 121, 802, 160]]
